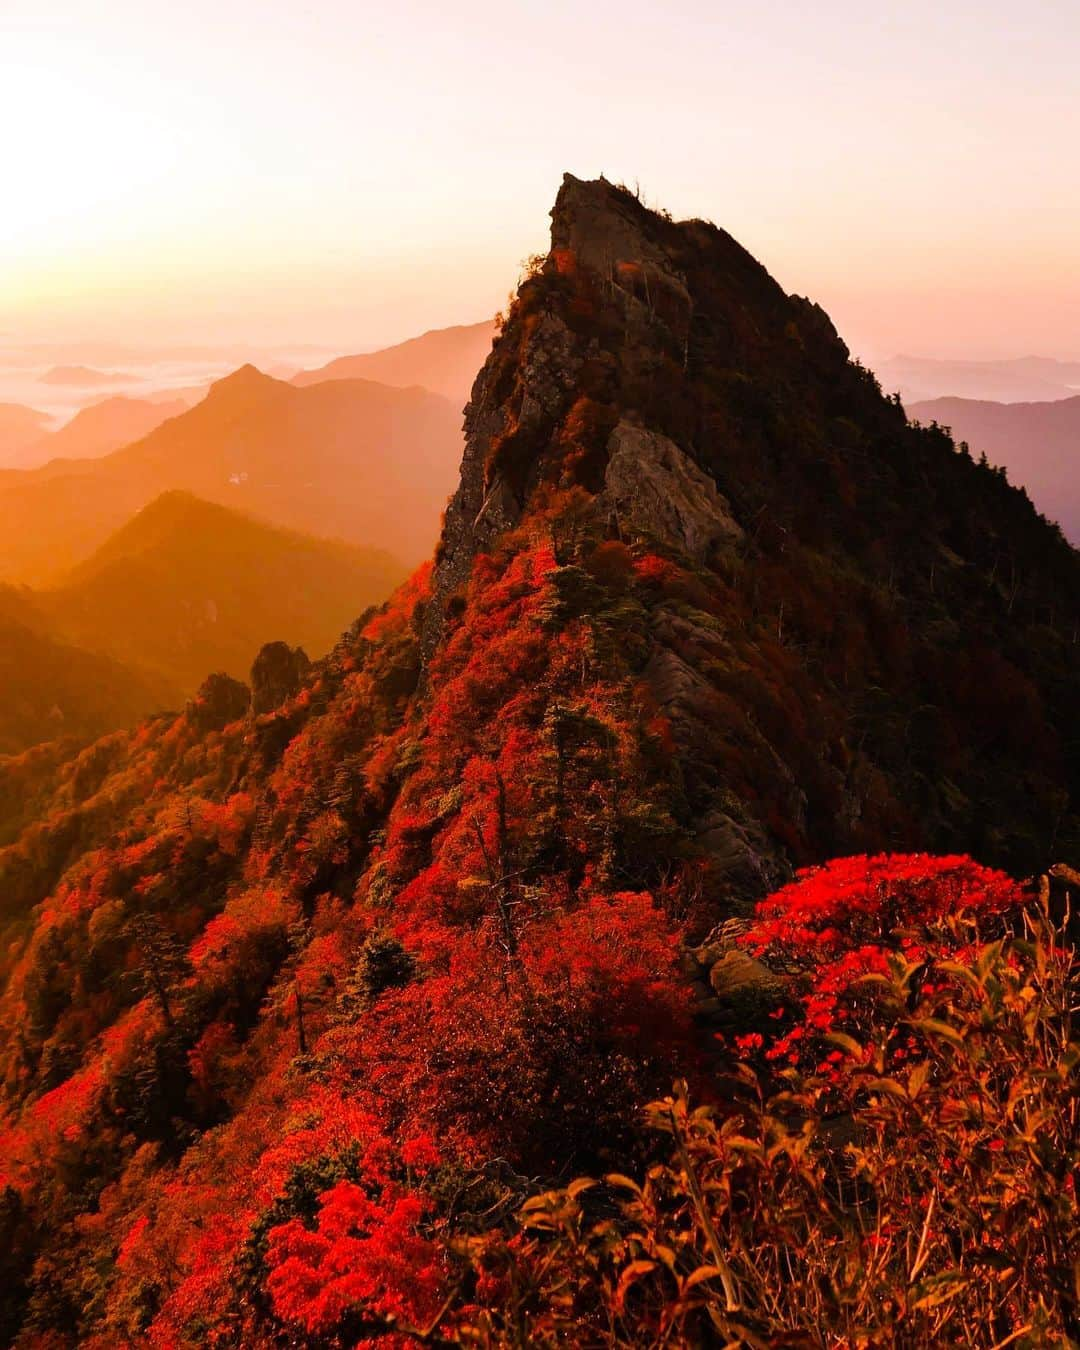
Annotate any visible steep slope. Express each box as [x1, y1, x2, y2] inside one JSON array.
[[0, 367, 461, 582], [14, 396, 187, 469], [39, 490, 404, 691], [292, 319, 497, 404], [0, 176, 1077, 1346], [910, 393, 1080, 544]]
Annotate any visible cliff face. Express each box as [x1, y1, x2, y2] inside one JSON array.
[[0, 176, 1078, 1346], [434, 175, 847, 596], [429, 173, 1080, 886]]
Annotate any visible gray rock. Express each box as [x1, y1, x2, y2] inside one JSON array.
[[600, 419, 744, 561]]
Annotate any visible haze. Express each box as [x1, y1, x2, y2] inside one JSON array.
[[3, 0, 1078, 365]]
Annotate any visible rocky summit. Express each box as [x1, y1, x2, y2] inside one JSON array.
[[432, 173, 1079, 883]]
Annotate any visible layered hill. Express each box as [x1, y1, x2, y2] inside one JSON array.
[[0, 403, 52, 467], [292, 319, 497, 405], [0, 366, 462, 583], [13, 395, 188, 470], [0, 491, 404, 756], [0, 589, 168, 756], [910, 393, 1080, 545], [40, 490, 404, 691], [0, 176, 1077, 1346], [882, 352, 1080, 403], [0, 493, 404, 755], [39, 365, 138, 387]]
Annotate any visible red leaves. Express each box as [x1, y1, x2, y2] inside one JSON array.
[[746, 853, 1023, 960], [633, 553, 684, 589], [360, 561, 433, 644], [264, 1140, 444, 1342], [738, 853, 1027, 1067], [187, 1020, 240, 1115]]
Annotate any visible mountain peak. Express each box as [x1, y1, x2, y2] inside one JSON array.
[[425, 173, 850, 652], [549, 172, 679, 278], [204, 362, 279, 402]]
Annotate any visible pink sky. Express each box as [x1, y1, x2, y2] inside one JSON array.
[[3, 0, 1078, 364]]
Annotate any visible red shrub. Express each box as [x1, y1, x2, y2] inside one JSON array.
[[738, 853, 1026, 1067]]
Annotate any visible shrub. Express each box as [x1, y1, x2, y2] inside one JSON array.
[[445, 870, 1080, 1347]]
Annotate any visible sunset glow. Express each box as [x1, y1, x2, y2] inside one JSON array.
[[4, 0, 1078, 358], [1, 7, 1078, 1344]]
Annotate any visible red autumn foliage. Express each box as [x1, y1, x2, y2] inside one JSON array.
[[264, 1138, 444, 1344], [738, 853, 1027, 1066]]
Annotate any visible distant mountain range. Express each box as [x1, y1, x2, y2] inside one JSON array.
[[0, 490, 404, 754], [0, 365, 462, 583], [0, 330, 483, 752], [2, 395, 188, 470], [0, 402, 52, 465], [909, 394, 1080, 545], [292, 319, 497, 405], [40, 490, 403, 692], [883, 354, 1080, 404], [39, 364, 141, 386]]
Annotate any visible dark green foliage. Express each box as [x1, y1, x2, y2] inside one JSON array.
[[351, 929, 416, 1007]]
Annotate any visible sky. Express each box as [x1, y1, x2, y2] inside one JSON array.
[[2, 0, 1078, 363]]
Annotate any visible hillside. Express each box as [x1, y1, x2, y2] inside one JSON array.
[[910, 393, 1080, 544], [13, 395, 188, 470], [40, 490, 404, 691], [0, 176, 1077, 1346], [291, 319, 497, 404], [0, 367, 462, 583], [0, 594, 169, 755]]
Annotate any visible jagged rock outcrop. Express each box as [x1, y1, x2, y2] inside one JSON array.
[[598, 420, 743, 559], [427, 171, 850, 640], [250, 641, 311, 714], [188, 671, 250, 731], [424, 172, 1080, 888]]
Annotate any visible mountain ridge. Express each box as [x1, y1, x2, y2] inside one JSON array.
[[0, 174, 1076, 1346], [291, 319, 497, 405], [10, 396, 187, 470], [0, 370, 463, 582], [40, 488, 405, 696]]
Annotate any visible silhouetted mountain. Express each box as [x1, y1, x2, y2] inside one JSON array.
[[0, 403, 52, 467], [12, 396, 187, 469], [39, 490, 404, 691], [292, 319, 497, 405], [882, 353, 1080, 404], [0, 176, 1077, 1346], [0, 367, 462, 582], [909, 394, 1080, 545]]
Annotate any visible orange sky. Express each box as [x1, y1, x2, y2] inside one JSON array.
[[3, 0, 1078, 363]]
